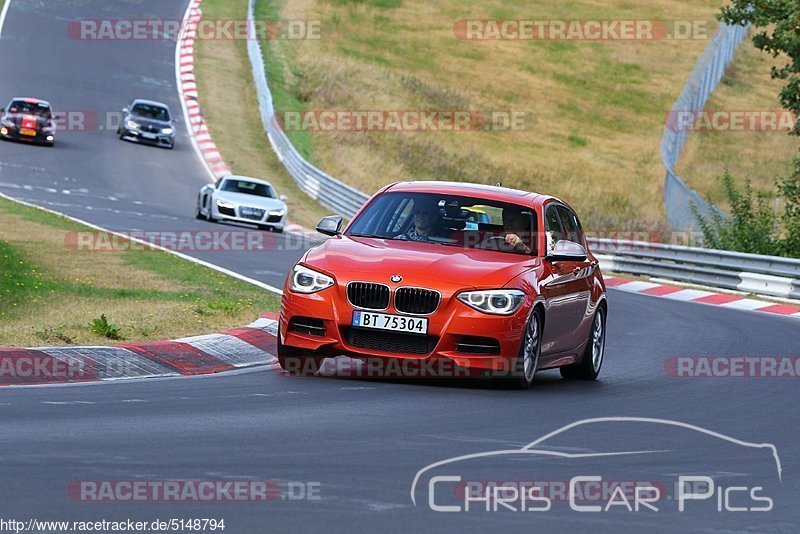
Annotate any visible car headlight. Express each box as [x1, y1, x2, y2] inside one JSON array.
[[290, 264, 334, 294], [126, 120, 139, 130], [457, 289, 526, 315], [269, 209, 286, 218], [161, 127, 174, 135], [216, 199, 235, 209]]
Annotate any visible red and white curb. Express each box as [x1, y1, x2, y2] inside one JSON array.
[[606, 277, 800, 318], [177, 0, 231, 179], [0, 314, 279, 387]]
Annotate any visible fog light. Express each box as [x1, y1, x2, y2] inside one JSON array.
[[46, 135, 54, 142], [0, 128, 7, 135]]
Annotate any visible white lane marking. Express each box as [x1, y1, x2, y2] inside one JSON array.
[[0, 0, 12, 39], [41, 401, 96, 405]]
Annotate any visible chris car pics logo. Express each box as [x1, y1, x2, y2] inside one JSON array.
[[411, 417, 781, 514]]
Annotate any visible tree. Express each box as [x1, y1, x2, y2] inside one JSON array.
[[719, 0, 800, 135]]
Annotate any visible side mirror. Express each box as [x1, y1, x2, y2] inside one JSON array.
[[316, 215, 343, 237], [122, 108, 129, 114], [172, 117, 180, 123], [547, 240, 587, 262], [279, 194, 288, 202], [0, 108, 5, 113]]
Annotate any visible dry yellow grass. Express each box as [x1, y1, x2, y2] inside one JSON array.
[[243, 0, 791, 229], [0, 198, 279, 347], [260, 0, 729, 228]]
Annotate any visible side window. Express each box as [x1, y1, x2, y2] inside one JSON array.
[[556, 206, 583, 244], [545, 205, 565, 242]]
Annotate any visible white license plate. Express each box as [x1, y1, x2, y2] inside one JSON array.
[[352, 310, 427, 335], [141, 132, 157, 139]]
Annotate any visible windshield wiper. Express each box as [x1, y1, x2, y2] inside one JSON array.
[[349, 233, 388, 239]]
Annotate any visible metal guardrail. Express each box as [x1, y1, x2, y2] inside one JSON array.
[[662, 23, 750, 230], [246, 0, 370, 219], [589, 238, 800, 300]]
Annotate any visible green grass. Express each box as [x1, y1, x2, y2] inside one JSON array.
[[0, 196, 280, 346]]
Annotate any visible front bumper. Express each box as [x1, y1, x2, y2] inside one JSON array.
[[212, 205, 286, 230], [280, 279, 530, 375], [0, 127, 54, 144], [120, 128, 174, 147]]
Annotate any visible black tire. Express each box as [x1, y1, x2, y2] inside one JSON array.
[[277, 330, 323, 376], [205, 197, 216, 223], [273, 227, 284, 234], [499, 308, 542, 390], [258, 224, 272, 232], [195, 197, 204, 220], [561, 305, 606, 381]]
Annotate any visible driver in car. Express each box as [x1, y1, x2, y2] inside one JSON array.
[[400, 199, 444, 242], [503, 207, 533, 254]]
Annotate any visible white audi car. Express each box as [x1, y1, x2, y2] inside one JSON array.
[[196, 175, 288, 232]]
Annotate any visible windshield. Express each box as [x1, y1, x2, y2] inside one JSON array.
[[7, 100, 51, 118], [131, 103, 170, 122], [346, 192, 537, 255], [221, 179, 275, 198]]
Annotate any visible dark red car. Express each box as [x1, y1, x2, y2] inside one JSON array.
[[0, 98, 56, 146], [279, 181, 608, 388]]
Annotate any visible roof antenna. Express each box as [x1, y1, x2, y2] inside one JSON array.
[[495, 181, 502, 187]]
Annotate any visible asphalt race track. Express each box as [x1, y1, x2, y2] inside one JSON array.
[[0, 1, 798, 533]]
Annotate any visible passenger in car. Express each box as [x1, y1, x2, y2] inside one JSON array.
[[503, 207, 534, 254]]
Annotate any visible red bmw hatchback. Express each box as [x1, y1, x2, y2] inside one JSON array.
[[279, 181, 607, 388]]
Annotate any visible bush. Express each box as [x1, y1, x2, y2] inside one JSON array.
[[89, 314, 124, 340], [694, 159, 800, 258]]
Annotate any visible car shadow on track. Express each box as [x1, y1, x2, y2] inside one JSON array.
[[280, 365, 607, 392]]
